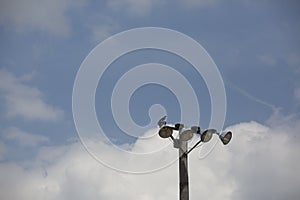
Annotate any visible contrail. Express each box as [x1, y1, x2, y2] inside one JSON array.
[[225, 79, 279, 112]]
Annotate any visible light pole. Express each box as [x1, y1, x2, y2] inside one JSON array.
[[157, 116, 232, 200]]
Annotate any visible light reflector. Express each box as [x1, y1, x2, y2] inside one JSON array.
[[158, 126, 173, 138], [201, 129, 216, 142], [219, 131, 232, 145], [180, 130, 194, 141]]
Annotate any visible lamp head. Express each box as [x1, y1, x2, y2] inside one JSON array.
[[200, 129, 217, 143], [158, 126, 173, 138], [174, 123, 184, 130], [157, 116, 167, 128], [219, 131, 232, 145], [180, 129, 194, 141], [191, 126, 201, 134]]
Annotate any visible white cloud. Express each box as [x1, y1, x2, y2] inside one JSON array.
[[0, 119, 299, 200], [2, 127, 48, 147], [227, 121, 300, 200], [91, 25, 114, 42], [0, 69, 64, 121], [88, 17, 119, 43], [0, 0, 87, 36]]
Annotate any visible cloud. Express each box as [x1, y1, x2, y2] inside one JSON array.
[[0, 69, 64, 121], [227, 121, 300, 200], [0, 0, 86, 36], [2, 127, 49, 147], [87, 16, 119, 43], [0, 118, 299, 200]]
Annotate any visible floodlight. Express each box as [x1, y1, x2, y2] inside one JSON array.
[[180, 130, 194, 141], [157, 116, 167, 128], [158, 126, 173, 138], [219, 131, 232, 145], [155, 117, 232, 199], [201, 129, 217, 143], [191, 126, 200, 134], [174, 123, 184, 130]]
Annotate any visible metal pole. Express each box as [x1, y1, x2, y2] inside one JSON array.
[[179, 139, 189, 200]]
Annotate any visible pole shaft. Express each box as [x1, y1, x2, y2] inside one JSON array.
[[179, 140, 189, 200]]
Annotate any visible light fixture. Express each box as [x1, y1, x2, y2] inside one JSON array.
[[218, 131, 232, 145], [157, 116, 167, 128], [156, 116, 233, 200], [158, 126, 173, 138], [175, 123, 184, 131], [200, 129, 217, 143], [190, 126, 200, 134], [180, 130, 194, 141]]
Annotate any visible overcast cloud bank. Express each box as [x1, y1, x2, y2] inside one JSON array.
[[1, 117, 299, 200]]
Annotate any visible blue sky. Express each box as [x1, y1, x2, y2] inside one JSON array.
[[1, 0, 300, 199]]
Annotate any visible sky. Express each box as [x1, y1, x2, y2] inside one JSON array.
[[0, 0, 300, 199]]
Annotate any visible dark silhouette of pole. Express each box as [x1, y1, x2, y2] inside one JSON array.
[[179, 139, 189, 200]]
